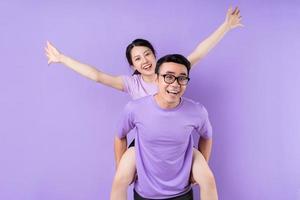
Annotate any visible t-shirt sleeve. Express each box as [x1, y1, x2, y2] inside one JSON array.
[[116, 101, 135, 139], [196, 105, 213, 139], [121, 75, 135, 96]]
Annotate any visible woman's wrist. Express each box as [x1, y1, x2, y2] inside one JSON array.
[[59, 54, 67, 64], [222, 21, 231, 32]]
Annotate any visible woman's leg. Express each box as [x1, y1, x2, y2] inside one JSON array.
[[110, 147, 136, 200], [191, 149, 218, 200]]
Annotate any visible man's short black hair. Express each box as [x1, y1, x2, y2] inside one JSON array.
[[155, 54, 191, 75]]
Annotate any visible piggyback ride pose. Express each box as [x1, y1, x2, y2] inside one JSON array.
[[45, 7, 243, 200]]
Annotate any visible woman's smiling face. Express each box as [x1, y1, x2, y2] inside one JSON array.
[[130, 46, 156, 76]]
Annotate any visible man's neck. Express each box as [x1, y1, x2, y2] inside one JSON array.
[[154, 94, 181, 109]]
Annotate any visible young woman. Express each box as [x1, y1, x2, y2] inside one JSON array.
[[45, 7, 242, 200]]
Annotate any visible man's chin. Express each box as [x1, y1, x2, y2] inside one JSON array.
[[166, 97, 180, 105]]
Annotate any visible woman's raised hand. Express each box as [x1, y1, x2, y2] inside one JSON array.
[[45, 41, 62, 65], [225, 6, 244, 30]]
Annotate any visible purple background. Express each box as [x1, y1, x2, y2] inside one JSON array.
[[1, 0, 299, 200]]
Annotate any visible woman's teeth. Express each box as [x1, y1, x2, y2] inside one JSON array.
[[143, 64, 151, 70]]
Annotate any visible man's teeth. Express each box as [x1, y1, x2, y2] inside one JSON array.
[[167, 90, 179, 94]]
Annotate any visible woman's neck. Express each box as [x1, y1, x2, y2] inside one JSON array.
[[141, 74, 157, 83]]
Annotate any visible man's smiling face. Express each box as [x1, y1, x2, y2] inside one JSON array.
[[156, 62, 189, 105]]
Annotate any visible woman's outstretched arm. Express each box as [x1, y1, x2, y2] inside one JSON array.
[[187, 6, 243, 67], [45, 41, 124, 91]]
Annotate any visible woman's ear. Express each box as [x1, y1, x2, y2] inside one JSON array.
[[131, 65, 136, 70]]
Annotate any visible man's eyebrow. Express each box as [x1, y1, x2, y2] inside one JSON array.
[[165, 71, 187, 76], [165, 71, 175, 74]]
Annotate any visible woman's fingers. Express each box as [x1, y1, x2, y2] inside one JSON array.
[[232, 6, 238, 15]]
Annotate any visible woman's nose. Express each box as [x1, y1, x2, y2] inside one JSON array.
[[141, 56, 148, 63]]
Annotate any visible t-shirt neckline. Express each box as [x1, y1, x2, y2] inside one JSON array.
[[151, 95, 184, 112]]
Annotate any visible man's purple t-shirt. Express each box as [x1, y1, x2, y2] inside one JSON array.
[[117, 95, 212, 199], [122, 75, 157, 99]]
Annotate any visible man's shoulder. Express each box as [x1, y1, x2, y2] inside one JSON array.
[[182, 97, 202, 107], [182, 97, 208, 113]]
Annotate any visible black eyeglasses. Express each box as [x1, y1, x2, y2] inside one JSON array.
[[159, 74, 190, 85]]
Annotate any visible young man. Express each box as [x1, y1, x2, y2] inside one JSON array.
[[114, 54, 216, 199]]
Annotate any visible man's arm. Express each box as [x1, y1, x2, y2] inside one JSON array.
[[198, 138, 213, 162]]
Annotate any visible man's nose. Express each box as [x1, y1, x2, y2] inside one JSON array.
[[170, 78, 180, 87]]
